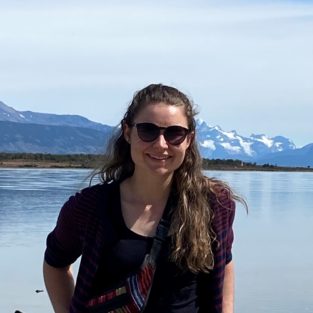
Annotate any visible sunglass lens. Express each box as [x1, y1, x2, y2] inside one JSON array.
[[165, 126, 188, 145], [135, 123, 189, 144], [136, 123, 159, 142]]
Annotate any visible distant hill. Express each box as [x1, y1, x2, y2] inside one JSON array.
[[0, 101, 114, 154], [0, 101, 111, 132], [0, 100, 312, 167], [255, 143, 313, 168], [0, 120, 112, 154]]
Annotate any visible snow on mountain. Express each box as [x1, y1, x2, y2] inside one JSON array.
[[196, 119, 296, 160], [0, 101, 110, 132], [0, 101, 27, 122], [0, 101, 303, 163]]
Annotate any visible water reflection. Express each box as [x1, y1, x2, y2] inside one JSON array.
[[0, 169, 312, 313], [0, 168, 91, 191], [0, 169, 93, 247]]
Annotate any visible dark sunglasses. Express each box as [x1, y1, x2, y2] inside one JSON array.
[[132, 122, 190, 145]]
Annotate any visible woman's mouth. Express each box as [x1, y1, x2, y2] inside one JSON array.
[[148, 154, 171, 160]]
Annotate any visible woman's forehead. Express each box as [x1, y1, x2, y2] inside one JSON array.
[[133, 103, 188, 126]]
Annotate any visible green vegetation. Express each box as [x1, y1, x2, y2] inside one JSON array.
[[202, 158, 312, 171], [0, 152, 312, 172], [0, 152, 105, 168]]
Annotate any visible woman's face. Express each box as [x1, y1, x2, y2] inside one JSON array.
[[124, 102, 193, 179]]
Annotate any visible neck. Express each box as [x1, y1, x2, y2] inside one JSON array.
[[123, 172, 173, 205]]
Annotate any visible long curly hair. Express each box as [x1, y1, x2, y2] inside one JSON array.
[[94, 83, 241, 273]]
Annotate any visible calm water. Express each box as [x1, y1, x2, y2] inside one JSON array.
[[0, 169, 312, 313]]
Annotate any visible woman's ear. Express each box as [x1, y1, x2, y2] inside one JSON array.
[[186, 131, 195, 148], [122, 121, 131, 143]]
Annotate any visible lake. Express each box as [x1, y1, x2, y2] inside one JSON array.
[[0, 168, 312, 313]]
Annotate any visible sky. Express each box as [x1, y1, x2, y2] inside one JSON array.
[[0, 0, 312, 147]]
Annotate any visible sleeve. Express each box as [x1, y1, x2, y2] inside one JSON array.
[[225, 198, 236, 264], [44, 190, 88, 268]]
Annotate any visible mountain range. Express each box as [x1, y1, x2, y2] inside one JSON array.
[[0, 101, 312, 167]]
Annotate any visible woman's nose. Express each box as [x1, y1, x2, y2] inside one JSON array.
[[152, 132, 168, 148]]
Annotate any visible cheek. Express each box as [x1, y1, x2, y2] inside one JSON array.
[[180, 141, 191, 155], [129, 139, 147, 162], [175, 147, 188, 164], [178, 144, 191, 163]]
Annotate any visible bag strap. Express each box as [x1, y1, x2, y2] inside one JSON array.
[[148, 196, 173, 262]]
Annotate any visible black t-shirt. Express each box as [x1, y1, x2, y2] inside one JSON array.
[[91, 187, 199, 313]]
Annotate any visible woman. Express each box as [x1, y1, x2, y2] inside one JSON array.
[[44, 83, 242, 313]]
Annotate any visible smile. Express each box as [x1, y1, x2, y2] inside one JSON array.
[[148, 154, 171, 160]]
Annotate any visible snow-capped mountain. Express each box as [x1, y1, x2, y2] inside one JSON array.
[[1, 101, 311, 166], [0, 101, 110, 132], [196, 119, 296, 161]]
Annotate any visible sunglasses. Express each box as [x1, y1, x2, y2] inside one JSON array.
[[132, 122, 190, 145]]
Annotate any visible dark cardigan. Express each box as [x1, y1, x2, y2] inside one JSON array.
[[45, 181, 235, 313]]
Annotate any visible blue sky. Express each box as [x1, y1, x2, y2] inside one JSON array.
[[0, 0, 312, 147]]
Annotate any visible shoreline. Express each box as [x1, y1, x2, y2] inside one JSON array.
[[0, 160, 89, 169], [1, 159, 312, 172]]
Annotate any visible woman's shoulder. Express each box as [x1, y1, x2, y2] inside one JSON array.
[[78, 180, 119, 200], [66, 181, 119, 217], [205, 180, 236, 237], [206, 179, 235, 211]]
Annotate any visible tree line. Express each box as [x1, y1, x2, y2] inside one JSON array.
[[0, 152, 276, 170]]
